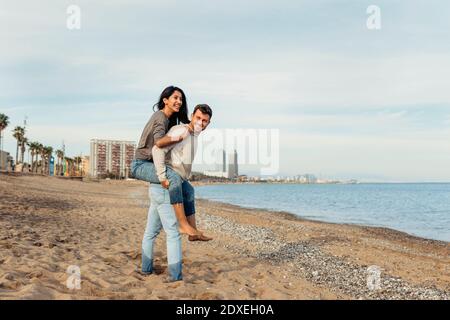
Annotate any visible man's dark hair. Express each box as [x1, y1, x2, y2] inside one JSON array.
[[193, 104, 212, 119]]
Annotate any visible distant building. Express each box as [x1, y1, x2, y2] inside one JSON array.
[[227, 150, 238, 179], [81, 156, 90, 176], [215, 149, 226, 172], [203, 170, 229, 178], [295, 174, 317, 184], [0, 151, 13, 171], [90, 139, 136, 178], [204, 149, 239, 179], [237, 175, 248, 182]]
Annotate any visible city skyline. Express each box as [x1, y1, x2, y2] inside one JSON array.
[[1, 1, 450, 182]]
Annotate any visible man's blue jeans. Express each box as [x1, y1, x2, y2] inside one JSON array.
[[142, 184, 182, 281], [131, 159, 195, 216]]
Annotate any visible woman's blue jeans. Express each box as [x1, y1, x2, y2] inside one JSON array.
[[142, 184, 182, 281], [131, 159, 195, 216]]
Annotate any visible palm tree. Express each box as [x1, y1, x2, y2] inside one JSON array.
[[28, 141, 41, 173], [41, 145, 47, 175], [27, 140, 32, 170], [20, 137, 28, 171], [73, 156, 82, 176], [47, 146, 55, 174], [62, 157, 68, 176], [44, 146, 53, 175], [0, 113, 9, 133], [37, 143, 45, 174], [55, 149, 64, 176], [0, 113, 10, 169], [64, 157, 69, 176], [65, 157, 74, 176], [35, 142, 43, 173], [12, 126, 25, 164]]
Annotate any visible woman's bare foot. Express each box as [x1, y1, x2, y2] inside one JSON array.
[[178, 224, 202, 236], [188, 234, 213, 241]]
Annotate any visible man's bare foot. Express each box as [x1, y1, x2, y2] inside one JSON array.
[[178, 224, 202, 237], [188, 234, 213, 241], [188, 235, 200, 241], [199, 234, 213, 241]]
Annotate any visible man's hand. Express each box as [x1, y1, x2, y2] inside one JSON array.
[[161, 180, 170, 189]]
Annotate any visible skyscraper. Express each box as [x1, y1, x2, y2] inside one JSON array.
[[204, 149, 239, 179], [214, 149, 226, 172], [227, 150, 238, 179]]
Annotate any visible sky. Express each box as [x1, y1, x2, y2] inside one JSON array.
[[1, 0, 449, 182]]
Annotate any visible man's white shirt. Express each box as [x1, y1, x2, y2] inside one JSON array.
[[152, 124, 199, 182]]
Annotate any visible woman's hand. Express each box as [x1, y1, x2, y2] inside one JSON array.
[[173, 128, 190, 142], [168, 126, 190, 143], [161, 180, 170, 189], [180, 127, 191, 139], [171, 135, 183, 142]]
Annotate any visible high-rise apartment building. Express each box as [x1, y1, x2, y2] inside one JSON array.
[[90, 139, 136, 178]]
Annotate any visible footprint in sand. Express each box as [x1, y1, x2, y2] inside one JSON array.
[[121, 280, 146, 290], [25, 270, 44, 279], [0, 273, 22, 290], [166, 281, 183, 289], [18, 283, 55, 300], [252, 272, 264, 280], [120, 250, 141, 260], [12, 248, 24, 258], [195, 292, 224, 300], [152, 264, 166, 275], [102, 255, 123, 268]]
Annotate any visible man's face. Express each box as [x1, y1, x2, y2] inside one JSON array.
[[191, 110, 211, 133]]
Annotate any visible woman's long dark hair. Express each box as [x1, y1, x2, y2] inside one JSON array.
[[153, 86, 189, 129]]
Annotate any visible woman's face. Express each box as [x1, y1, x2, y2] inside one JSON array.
[[163, 90, 183, 113]]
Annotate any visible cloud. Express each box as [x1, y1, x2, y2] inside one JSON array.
[[279, 131, 450, 182], [1, 0, 450, 181], [2, 1, 450, 110]]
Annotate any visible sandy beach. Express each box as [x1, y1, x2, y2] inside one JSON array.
[[0, 174, 448, 300]]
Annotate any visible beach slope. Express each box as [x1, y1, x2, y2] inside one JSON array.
[[0, 175, 448, 299]]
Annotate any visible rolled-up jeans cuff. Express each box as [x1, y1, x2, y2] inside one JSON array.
[[168, 261, 183, 281], [181, 180, 195, 216], [168, 189, 184, 205], [141, 256, 153, 273]]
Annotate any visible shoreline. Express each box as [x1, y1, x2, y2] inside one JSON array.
[[195, 197, 449, 246], [0, 175, 448, 299], [192, 180, 450, 186]]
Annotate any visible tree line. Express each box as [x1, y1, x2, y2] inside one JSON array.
[[0, 113, 84, 176]]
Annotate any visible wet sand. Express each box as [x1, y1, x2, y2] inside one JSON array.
[[0, 175, 448, 299]]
